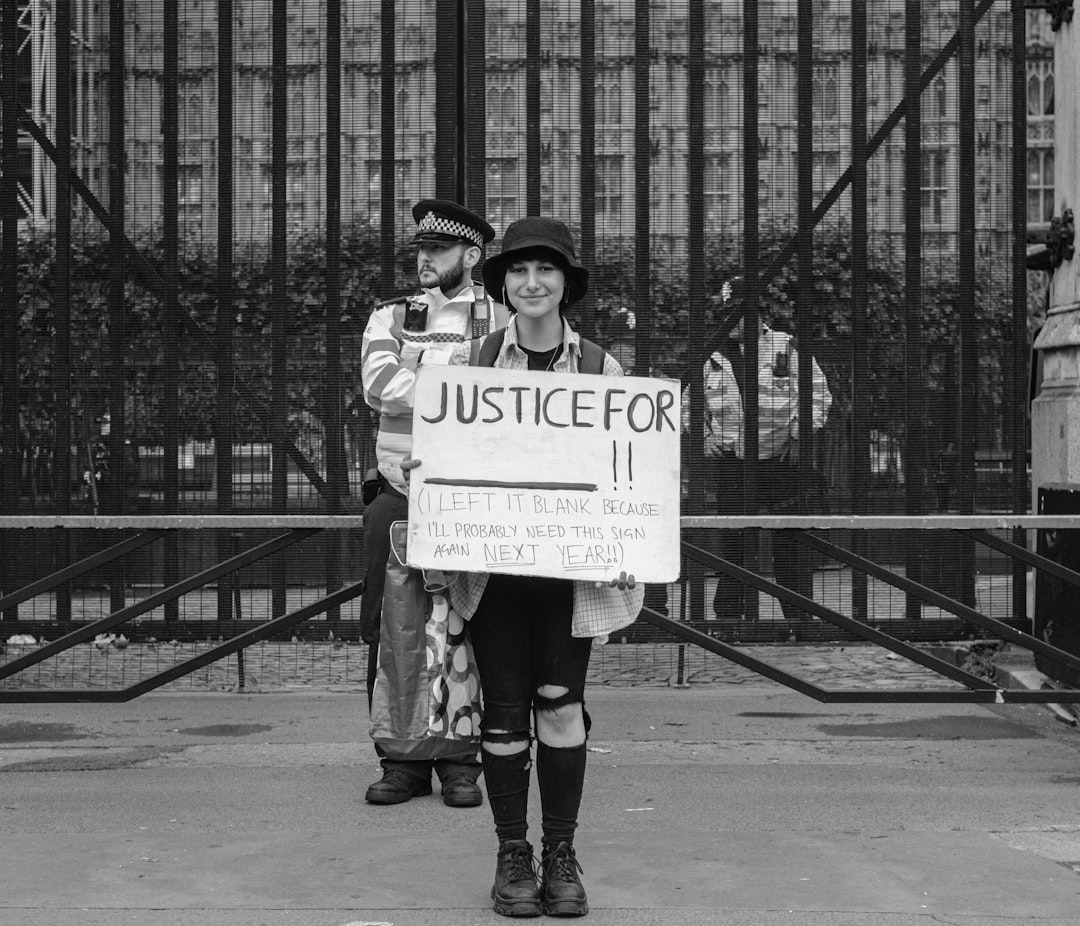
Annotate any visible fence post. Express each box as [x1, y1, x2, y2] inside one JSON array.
[[1, 0, 21, 621]]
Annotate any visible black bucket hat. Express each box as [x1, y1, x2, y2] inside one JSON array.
[[482, 217, 589, 306]]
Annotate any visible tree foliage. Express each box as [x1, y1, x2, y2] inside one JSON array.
[[589, 222, 1018, 459], [11, 219, 1022, 505], [13, 222, 397, 450]]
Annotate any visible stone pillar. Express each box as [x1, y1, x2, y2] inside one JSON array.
[[1031, 11, 1080, 501], [1030, 10, 1080, 682]]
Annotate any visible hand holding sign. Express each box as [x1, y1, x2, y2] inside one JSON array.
[[406, 364, 681, 583], [604, 571, 637, 590]]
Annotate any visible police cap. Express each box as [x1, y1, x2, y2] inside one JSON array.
[[411, 199, 495, 248]]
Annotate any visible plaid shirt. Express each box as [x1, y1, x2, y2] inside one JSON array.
[[446, 318, 646, 638]]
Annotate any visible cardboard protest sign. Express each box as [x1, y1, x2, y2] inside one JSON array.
[[407, 364, 681, 583]]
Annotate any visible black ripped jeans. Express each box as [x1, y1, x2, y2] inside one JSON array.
[[468, 573, 592, 732], [468, 573, 594, 847]]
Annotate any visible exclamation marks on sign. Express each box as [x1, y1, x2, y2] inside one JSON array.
[[612, 440, 634, 489]]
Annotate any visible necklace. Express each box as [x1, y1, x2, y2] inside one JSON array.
[[522, 344, 562, 372]]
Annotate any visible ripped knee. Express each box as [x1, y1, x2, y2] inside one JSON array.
[[483, 700, 532, 735], [481, 733, 533, 765], [481, 701, 532, 753], [534, 683, 584, 714]]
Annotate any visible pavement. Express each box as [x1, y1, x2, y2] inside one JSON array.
[[2, 643, 1080, 926]]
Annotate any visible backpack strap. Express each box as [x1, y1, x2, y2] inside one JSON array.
[[469, 328, 607, 373], [469, 328, 507, 367], [577, 337, 606, 376]]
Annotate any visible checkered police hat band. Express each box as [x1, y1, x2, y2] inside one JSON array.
[[417, 211, 484, 247]]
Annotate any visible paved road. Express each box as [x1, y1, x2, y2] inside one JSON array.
[[2, 666, 1079, 925]]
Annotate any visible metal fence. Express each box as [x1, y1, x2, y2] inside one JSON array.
[[0, 2, 1054, 638]]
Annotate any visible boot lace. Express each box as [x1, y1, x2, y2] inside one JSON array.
[[501, 842, 539, 884], [543, 842, 583, 884]]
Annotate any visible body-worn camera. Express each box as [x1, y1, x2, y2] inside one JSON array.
[[362, 467, 381, 504], [773, 350, 790, 378], [403, 300, 428, 332]]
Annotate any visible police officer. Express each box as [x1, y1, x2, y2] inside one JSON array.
[[360, 200, 510, 806], [694, 278, 832, 622]]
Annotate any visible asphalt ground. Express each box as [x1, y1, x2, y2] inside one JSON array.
[[2, 642, 1079, 926]]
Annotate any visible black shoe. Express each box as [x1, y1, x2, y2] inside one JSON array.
[[440, 772, 483, 808], [364, 769, 432, 805], [491, 839, 542, 917], [540, 842, 588, 917]]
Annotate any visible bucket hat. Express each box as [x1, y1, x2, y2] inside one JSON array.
[[482, 217, 589, 306]]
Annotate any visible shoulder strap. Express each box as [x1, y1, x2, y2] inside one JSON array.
[[374, 292, 416, 309], [470, 329, 507, 367], [469, 329, 606, 373], [577, 337, 606, 376]]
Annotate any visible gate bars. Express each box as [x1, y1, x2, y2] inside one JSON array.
[[3, 513, 1080, 703], [0, 2, 1059, 697]]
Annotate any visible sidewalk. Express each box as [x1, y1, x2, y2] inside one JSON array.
[[2, 649, 1079, 926]]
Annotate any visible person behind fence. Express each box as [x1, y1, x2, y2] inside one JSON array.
[[405, 217, 644, 917], [359, 199, 510, 807], [692, 276, 832, 621]]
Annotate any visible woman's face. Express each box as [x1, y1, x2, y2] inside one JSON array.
[[504, 257, 566, 320]]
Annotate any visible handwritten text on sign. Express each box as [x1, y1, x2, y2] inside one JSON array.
[[407, 364, 681, 582]]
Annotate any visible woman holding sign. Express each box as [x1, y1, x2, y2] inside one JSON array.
[[411, 217, 643, 917]]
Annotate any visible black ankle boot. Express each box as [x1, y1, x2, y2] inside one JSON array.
[[540, 841, 588, 916], [491, 839, 541, 917]]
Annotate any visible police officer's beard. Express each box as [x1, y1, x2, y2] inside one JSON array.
[[434, 254, 466, 294]]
